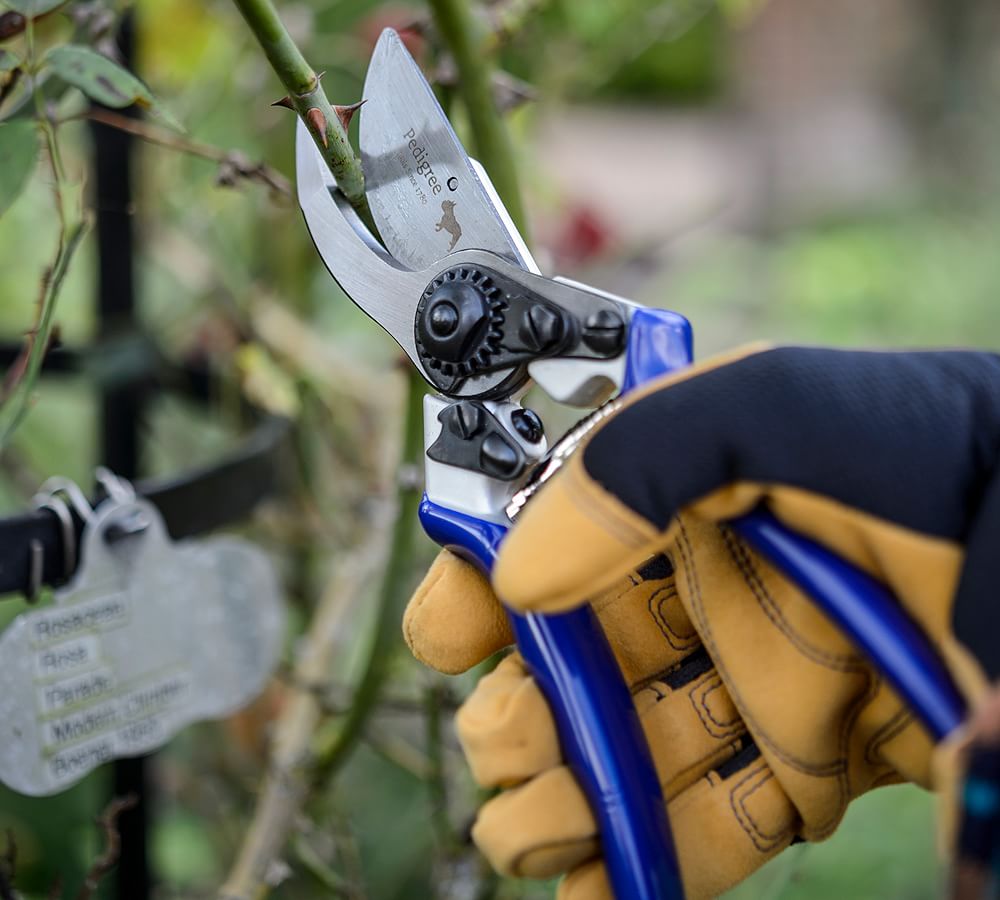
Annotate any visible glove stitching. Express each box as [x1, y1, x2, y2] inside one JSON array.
[[863, 706, 914, 768], [649, 582, 699, 651], [662, 741, 744, 801], [676, 518, 853, 793], [722, 523, 889, 821], [721, 526, 865, 671], [728, 762, 795, 852], [691, 672, 743, 738], [718, 522, 889, 835], [566, 462, 655, 548]]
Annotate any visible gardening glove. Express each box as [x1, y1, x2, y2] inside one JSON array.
[[404, 346, 1000, 899]]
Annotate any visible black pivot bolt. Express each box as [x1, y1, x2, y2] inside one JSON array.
[[510, 408, 544, 444], [418, 277, 490, 363], [582, 309, 626, 355], [428, 301, 460, 337]]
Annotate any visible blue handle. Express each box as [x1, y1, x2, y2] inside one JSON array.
[[420, 499, 683, 899], [421, 305, 967, 899]]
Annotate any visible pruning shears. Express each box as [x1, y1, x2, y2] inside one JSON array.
[[296, 29, 966, 899]]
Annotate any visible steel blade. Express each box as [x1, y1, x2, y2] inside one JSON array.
[[295, 118, 522, 398], [295, 117, 427, 365], [360, 28, 535, 272]]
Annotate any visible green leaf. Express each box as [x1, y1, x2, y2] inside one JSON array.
[[1, 0, 67, 15], [0, 118, 37, 217], [0, 48, 20, 72], [42, 44, 183, 131], [0, 47, 21, 110], [43, 44, 153, 108]]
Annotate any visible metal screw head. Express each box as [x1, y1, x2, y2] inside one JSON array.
[[510, 408, 544, 444], [428, 301, 460, 337], [582, 309, 625, 355], [480, 433, 522, 479], [520, 305, 564, 351], [450, 401, 484, 439]]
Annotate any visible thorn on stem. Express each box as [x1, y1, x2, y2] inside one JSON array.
[[306, 107, 328, 147], [271, 95, 295, 110], [333, 100, 366, 132]]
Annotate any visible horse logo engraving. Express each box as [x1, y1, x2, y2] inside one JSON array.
[[435, 200, 462, 251]]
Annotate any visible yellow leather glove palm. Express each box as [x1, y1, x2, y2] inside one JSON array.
[[404, 347, 997, 898]]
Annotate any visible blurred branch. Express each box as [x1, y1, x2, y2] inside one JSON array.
[[0, 219, 86, 444], [426, 684, 456, 852], [0, 829, 17, 900], [229, 0, 375, 231], [75, 795, 138, 900], [483, 0, 549, 53], [219, 376, 424, 900], [73, 108, 292, 197], [432, 62, 536, 114], [218, 525, 388, 899], [291, 834, 356, 898], [428, 0, 528, 235], [302, 371, 424, 777]]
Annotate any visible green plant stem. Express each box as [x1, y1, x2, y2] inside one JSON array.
[[425, 684, 456, 853], [0, 218, 87, 444], [229, 0, 375, 231], [0, 16, 88, 446], [74, 108, 291, 196], [218, 372, 423, 900], [309, 371, 424, 780], [428, 0, 528, 236]]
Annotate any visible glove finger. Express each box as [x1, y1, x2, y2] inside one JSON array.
[[639, 650, 747, 798], [557, 860, 610, 900], [474, 744, 797, 893], [403, 550, 512, 674], [472, 765, 598, 879], [558, 752, 799, 900], [594, 555, 700, 686], [665, 750, 798, 899], [456, 653, 560, 787], [459, 650, 747, 798]]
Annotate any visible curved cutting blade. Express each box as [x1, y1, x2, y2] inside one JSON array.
[[296, 119, 524, 398], [360, 28, 535, 273], [295, 118, 427, 365]]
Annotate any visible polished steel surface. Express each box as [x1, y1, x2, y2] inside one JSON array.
[[360, 28, 532, 272], [296, 117, 426, 366]]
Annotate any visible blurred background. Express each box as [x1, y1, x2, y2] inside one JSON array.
[[1, 0, 999, 896]]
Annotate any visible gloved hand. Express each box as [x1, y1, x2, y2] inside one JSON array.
[[404, 346, 999, 899]]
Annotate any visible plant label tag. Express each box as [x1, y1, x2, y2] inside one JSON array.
[[0, 496, 284, 796]]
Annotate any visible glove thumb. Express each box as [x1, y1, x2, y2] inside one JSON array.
[[494, 453, 664, 614]]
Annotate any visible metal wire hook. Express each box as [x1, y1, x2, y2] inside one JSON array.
[[26, 492, 78, 603], [37, 476, 94, 522], [95, 466, 135, 504]]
